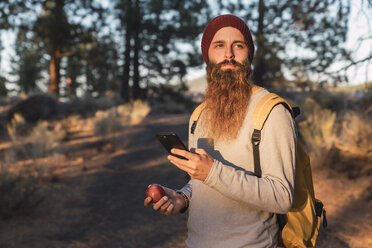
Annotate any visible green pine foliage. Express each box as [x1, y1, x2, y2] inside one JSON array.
[[0, 76, 7, 96], [217, 0, 351, 87]]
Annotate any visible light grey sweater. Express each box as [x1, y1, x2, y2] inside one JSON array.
[[179, 89, 297, 248]]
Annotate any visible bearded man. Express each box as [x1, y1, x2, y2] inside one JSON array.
[[144, 14, 296, 248]]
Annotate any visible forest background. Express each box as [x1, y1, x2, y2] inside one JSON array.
[[0, 0, 371, 247]]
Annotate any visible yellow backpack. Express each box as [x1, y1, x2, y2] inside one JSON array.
[[190, 87, 327, 248]]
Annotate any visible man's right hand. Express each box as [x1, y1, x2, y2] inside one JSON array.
[[144, 186, 186, 216]]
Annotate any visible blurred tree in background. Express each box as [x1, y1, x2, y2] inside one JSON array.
[[33, 0, 105, 95], [76, 32, 120, 96], [1, 0, 210, 99], [115, 0, 211, 102], [0, 76, 7, 97], [0, 0, 370, 99], [217, 0, 351, 87], [0, 0, 105, 96], [9, 29, 44, 93]]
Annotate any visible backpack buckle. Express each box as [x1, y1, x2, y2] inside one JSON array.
[[251, 129, 261, 145], [191, 121, 197, 134]]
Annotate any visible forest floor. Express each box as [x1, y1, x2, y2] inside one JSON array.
[[0, 112, 371, 248]]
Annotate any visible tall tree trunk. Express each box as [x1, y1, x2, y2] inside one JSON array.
[[252, 0, 266, 86], [121, 0, 132, 103], [132, 34, 140, 100], [132, 0, 141, 100], [47, 0, 65, 96], [122, 33, 131, 102], [48, 47, 61, 95]]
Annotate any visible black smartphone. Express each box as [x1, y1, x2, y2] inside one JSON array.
[[156, 133, 188, 160]]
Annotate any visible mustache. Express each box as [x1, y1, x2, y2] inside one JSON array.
[[218, 59, 244, 68], [219, 59, 238, 65], [207, 59, 253, 83]]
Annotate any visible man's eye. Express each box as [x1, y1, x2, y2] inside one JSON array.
[[235, 44, 245, 48], [215, 44, 224, 48]]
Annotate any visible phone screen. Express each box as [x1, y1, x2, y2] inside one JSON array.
[[156, 133, 188, 160]]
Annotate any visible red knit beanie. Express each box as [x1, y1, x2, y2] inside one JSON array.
[[201, 14, 255, 63]]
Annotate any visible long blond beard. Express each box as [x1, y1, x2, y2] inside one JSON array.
[[203, 59, 253, 142]]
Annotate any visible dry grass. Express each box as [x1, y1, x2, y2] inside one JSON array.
[[93, 109, 123, 137], [129, 99, 151, 124], [336, 111, 371, 154], [6, 116, 65, 160], [0, 160, 48, 217], [294, 90, 371, 169], [0, 98, 152, 218], [117, 99, 151, 124], [297, 97, 337, 165], [0, 114, 67, 218], [0, 91, 371, 247]]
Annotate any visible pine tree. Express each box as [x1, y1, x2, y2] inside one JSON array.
[[115, 0, 211, 101], [217, 0, 351, 86], [9, 29, 44, 93], [3, 0, 106, 96]]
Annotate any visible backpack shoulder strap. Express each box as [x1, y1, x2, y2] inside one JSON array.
[[252, 93, 294, 131], [190, 102, 206, 134], [252, 93, 294, 177], [251, 85, 264, 95]]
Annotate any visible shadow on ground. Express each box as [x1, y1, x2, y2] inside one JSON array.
[[0, 113, 371, 248], [47, 114, 190, 248]]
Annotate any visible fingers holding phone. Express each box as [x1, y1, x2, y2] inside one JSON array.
[[156, 133, 188, 160], [155, 132, 213, 180], [168, 148, 214, 182]]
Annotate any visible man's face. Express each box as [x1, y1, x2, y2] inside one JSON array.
[[207, 27, 249, 70]]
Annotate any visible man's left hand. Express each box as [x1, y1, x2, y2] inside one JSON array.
[[168, 148, 214, 181]]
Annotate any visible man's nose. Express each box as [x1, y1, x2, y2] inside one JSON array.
[[224, 46, 235, 59]]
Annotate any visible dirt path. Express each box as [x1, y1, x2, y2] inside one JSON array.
[[0, 113, 371, 247], [314, 162, 372, 247], [0, 114, 190, 248]]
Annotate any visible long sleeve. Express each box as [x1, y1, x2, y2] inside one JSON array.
[[203, 105, 296, 214], [178, 180, 193, 200]]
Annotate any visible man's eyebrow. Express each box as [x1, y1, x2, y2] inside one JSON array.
[[211, 40, 225, 44], [211, 40, 247, 44], [232, 40, 247, 45]]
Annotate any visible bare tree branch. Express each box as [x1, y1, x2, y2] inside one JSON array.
[[331, 55, 372, 73], [295, 0, 322, 26]]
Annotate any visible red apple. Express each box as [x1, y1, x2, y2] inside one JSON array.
[[146, 184, 166, 203]]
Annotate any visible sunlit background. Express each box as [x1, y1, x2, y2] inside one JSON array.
[[0, 1, 371, 247], [0, 0, 371, 99]]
